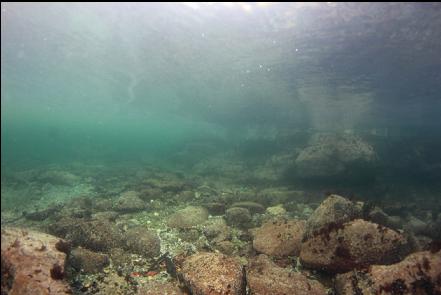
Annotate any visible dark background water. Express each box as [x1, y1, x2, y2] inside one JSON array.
[[2, 3, 441, 192]]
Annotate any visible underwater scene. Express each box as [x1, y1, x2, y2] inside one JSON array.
[[1, 2, 441, 294]]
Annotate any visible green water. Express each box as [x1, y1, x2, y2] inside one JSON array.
[[2, 2, 441, 193]]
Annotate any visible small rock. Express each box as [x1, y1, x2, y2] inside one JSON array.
[[94, 199, 114, 211], [203, 218, 231, 242], [167, 206, 209, 229], [230, 202, 265, 214], [69, 247, 109, 273], [304, 194, 362, 239], [215, 240, 235, 255], [137, 281, 184, 295], [368, 206, 402, 230], [252, 219, 305, 257], [124, 226, 160, 257], [48, 217, 124, 252], [177, 190, 195, 202], [247, 254, 326, 295], [113, 191, 146, 212], [180, 252, 245, 295], [266, 204, 287, 216], [226, 207, 252, 228], [138, 188, 163, 201], [405, 215, 427, 235], [203, 202, 226, 215]]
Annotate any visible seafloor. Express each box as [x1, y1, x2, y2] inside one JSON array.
[[1, 137, 441, 294]]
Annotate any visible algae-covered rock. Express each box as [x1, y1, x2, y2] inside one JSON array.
[[1, 227, 71, 294], [252, 219, 305, 257], [203, 218, 231, 243], [113, 191, 146, 212], [179, 252, 245, 295], [69, 247, 109, 273], [300, 219, 410, 273], [335, 250, 441, 294], [265, 204, 287, 216], [203, 202, 226, 215], [304, 194, 362, 239], [124, 226, 160, 257], [48, 217, 124, 252], [247, 254, 326, 295], [230, 201, 265, 214], [167, 206, 209, 229], [226, 207, 252, 228]]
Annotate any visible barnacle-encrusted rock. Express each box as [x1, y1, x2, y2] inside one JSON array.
[[304, 194, 362, 239], [252, 219, 305, 257], [113, 191, 146, 212], [335, 250, 441, 294], [247, 254, 326, 295], [1, 227, 71, 294], [167, 206, 209, 229], [179, 252, 245, 295], [300, 219, 410, 273]]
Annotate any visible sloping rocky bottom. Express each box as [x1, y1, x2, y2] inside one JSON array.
[[1, 166, 440, 294]]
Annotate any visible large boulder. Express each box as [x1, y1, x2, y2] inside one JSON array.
[[167, 206, 209, 229], [179, 252, 245, 295], [247, 254, 326, 295], [335, 250, 441, 294], [1, 227, 71, 294], [252, 219, 305, 257], [300, 219, 410, 273], [294, 133, 376, 179], [304, 194, 362, 239]]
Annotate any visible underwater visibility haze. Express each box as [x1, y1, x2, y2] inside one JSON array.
[[1, 2, 441, 294]]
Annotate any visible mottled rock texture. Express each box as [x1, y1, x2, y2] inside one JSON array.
[[247, 254, 326, 295], [179, 252, 245, 295], [1, 227, 71, 295], [335, 250, 441, 294], [252, 219, 305, 257]]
